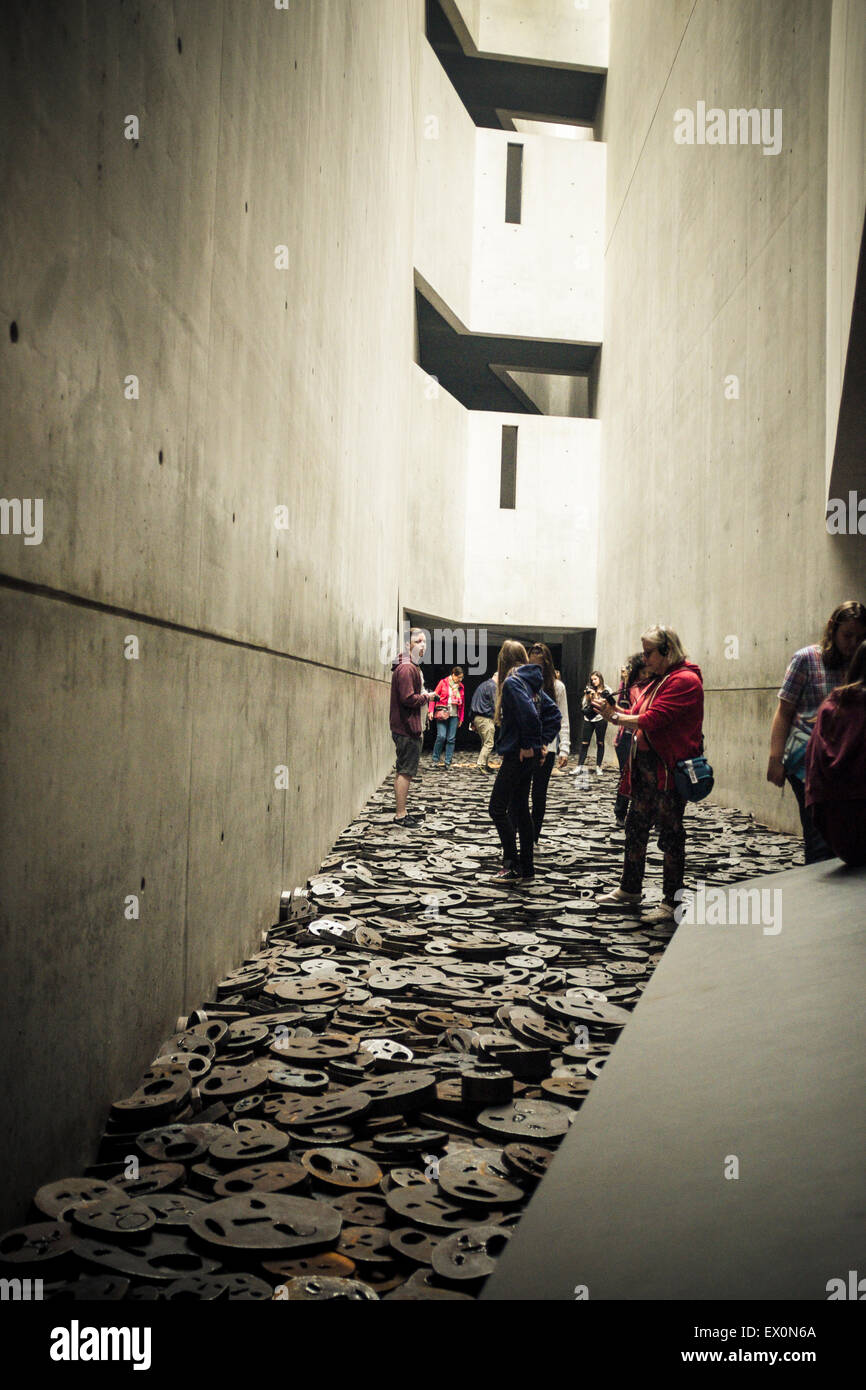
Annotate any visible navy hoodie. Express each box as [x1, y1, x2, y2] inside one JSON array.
[[496, 663, 562, 756]]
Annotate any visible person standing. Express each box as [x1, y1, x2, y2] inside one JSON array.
[[767, 600, 866, 863], [552, 667, 571, 775], [470, 671, 498, 772], [613, 653, 648, 827], [390, 628, 430, 825], [574, 670, 612, 778], [524, 644, 563, 843], [593, 626, 704, 924], [805, 638, 866, 866], [488, 640, 561, 884], [428, 666, 465, 770]]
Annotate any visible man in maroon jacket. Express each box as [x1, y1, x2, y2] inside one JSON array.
[[390, 628, 430, 826]]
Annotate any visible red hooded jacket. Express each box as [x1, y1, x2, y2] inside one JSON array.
[[622, 660, 705, 793]]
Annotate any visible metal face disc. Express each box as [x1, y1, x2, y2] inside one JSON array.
[[300, 1148, 383, 1191], [212, 1161, 308, 1198], [477, 1100, 573, 1144], [273, 1276, 378, 1300], [431, 1224, 511, 1281], [188, 1193, 341, 1255]]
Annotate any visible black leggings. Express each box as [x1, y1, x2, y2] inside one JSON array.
[[489, 752, 538, 875], [508, 750, 555, 843], [579, 719, 606, 766]]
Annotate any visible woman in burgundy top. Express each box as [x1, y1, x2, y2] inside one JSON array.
[[805, 639, 866, 866], [591, 625, 705, 925]]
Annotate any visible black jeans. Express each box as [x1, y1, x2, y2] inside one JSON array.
[[508, 749, 555, 843], [578, 719, 606, 766], [614, 731, 632, 820], [786, 773, 832, 864], [490, 752, 538, 875]]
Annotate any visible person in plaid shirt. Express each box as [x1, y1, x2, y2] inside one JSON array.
[[767, 599, 866, 862]]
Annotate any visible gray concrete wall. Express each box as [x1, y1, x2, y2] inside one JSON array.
[[826, 0, 866, 492], [0, 0, 431, 1227], [596, 0, 866, 835]]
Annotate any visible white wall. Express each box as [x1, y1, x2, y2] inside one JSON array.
[[414, 36, 477, 325], [463, 413, 599, 625], [405, 362, 470, 620], [471, 131, 605, 340], [453, 0, 609, 70]]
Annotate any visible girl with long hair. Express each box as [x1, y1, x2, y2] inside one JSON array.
[[489, 640, 561, 884], [768, 599, 866, 862], [805, 638, 866, 866]]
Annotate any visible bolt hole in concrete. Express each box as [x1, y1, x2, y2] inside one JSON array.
[[158, 450, 163, 464], [10, 320, 18, 341], [177, 36, 182, 53], [140, 877, 145, 890]]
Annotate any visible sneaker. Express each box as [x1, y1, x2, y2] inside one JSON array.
[[596, 887, 643, 909], [642, 902, 676, 924], [393, 813, 423, 827], [615, 816, 626, 830], [514, 873, 536, 888], [492, 866, 522, 883], [596, 765, 603, 777]]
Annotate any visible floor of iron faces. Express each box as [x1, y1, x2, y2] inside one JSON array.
[[7, 754, 801, 1302]]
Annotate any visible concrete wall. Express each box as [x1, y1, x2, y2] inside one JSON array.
[[507, 370, 589, 415], [826, 0, 866, 492], [472, 131, 605, 339], [414, 32, 478, 325], [0, 0, 438, 1228], [595, 0, 866, 835], [453, 0, 609, 69], [463, 414, 599, 625], [405, 363, 470, 619]]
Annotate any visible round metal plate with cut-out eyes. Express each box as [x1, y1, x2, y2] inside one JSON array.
[[477, 1099, 573, 1144], [0, 1221, 75, 1268], [212, 1160, 308, 1198], [188, 1193, 341, 1255], [300, 1148, 382, 1190], [436, 1151, 524, 1206], [34, 1178, 117, 1220], [272, 1276, 378, 1300], [70, 1195, 156, 1242], [431, 1224, 511, 1281], [207, 1120, 289, 1168]]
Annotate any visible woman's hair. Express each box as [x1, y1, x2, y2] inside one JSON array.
[[450, 667, 464, 680], [835, 639, 866, 703], [821, 600, 866, 670], [625, 651, 647, 688], [641, 625, 687, 666], [528, 642, 557, 697], [494, 640, 528, 725], [588, 670, 605, 688]]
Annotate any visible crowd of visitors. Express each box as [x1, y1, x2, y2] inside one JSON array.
[[388, 601, 866, 913]]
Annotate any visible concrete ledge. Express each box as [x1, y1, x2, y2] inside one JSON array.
[[483, 858, 866, 1300]]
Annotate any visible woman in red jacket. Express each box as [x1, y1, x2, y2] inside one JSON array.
[[428, 666, 465, 770], [805, 639, 866, 866], [591, 625, 704, 924]]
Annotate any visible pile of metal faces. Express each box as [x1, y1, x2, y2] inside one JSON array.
[[0, 762, 799, 1300]]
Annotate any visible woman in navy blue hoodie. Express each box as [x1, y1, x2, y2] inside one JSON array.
[[489, 640, 562, 884]]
